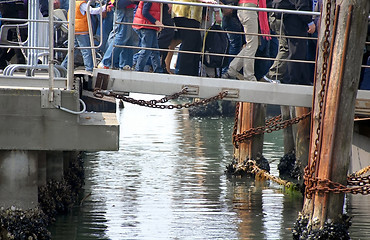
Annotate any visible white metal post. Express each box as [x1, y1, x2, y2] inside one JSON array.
[[48, 0, 55, 101], [67, 0, 76, 90]]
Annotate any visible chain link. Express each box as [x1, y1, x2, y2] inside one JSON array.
[[301, 1, 370, 197], [93, 88, 228, 110], [303, 0, 333, 199], [232, 109, 311, 148], [232, 102, 240, 148]]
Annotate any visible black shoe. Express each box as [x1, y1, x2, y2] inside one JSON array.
[[221, 72, 236, 79]]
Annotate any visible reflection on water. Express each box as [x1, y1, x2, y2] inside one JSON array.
[[50, 94, 370, 239]]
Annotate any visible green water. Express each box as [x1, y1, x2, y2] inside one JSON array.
[[49, 94, 370, 239]]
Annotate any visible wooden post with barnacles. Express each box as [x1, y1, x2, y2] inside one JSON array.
[[296, 0, 370, 237], [234, 102, 265, 163], [281, 106, 295, 155], [295, 106, 311, 184]]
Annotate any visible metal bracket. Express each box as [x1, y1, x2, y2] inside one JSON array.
[[222, 88, 239, 98], [95, 72, 110, 90], [182, 85, 199, 95], [41, 89, 61, 108]]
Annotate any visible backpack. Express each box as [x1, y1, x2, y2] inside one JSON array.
[[203, 24, 229, 69]]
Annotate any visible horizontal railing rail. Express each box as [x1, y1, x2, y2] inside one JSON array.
[[0, 0, 368, 77]]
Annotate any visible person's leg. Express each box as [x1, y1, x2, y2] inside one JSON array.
[[359, 56, 370, 90], [98, 10, 114, 53], [135, 29, 155, 72], [158, 11, 175, 69], [116, 8, 135, 69], [286, 36, 310, 85], [238, 8, 258, 81], [76, 34, 94, 71], [165, 39, 181, 74], [174, 17, 201, 76], [222, 15, 244, 74], [265, 18, 289, 81], [150, 32, 163, 73], [101, 8, 129, 68], [61, 38, 79, 69]]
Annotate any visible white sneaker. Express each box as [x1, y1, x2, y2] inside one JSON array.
[[121, 65, 132, 71], [263, 75, 280, 84], [97, 62, 109, 69]]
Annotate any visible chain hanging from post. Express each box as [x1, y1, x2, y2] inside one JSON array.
[[232, 102, 241, 148], [303, 0, 335, 199], [93, 88, 228, 110], [302, 2, 370, 197]]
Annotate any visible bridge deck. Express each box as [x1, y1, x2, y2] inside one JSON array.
[[93, 69, 370, 111]]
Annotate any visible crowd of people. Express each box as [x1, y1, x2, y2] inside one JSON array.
[[0, 0, 369, 89], [61, 0, 322, 86]]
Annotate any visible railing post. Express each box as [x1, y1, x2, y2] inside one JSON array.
[[48, 0, 55, 101], [66, 0, 76, 90]]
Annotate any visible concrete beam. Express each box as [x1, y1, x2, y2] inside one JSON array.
[[0, 88, 119, 151], [0, 75, 66, 89]]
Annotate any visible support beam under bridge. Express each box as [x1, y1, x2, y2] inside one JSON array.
[[93, 69, 370, 108]]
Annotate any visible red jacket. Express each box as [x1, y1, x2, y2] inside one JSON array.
[[133, 2, 161, 31], [239, 0, 258, 4]]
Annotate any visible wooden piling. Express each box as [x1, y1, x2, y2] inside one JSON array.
[[281, 106, 295, 155], [234, 102, 266, 163], [300, 0, 369, 233], [295, 107, 311, 184]]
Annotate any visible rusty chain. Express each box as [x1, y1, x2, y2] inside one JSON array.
[[232, 106, 311, 148], [302, 1, 370, 197], [303, 0, 333, 199], [93, 88, 228, 110], [232, 102, 240, 147]]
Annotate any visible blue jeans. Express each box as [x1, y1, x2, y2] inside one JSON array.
[[96, 9, 114, 53], [62, 34, 93, 72], [221, 15, 244, 74], [101, 8, 135, 68], [360, 56, 370, 90], [135, 28, 162, 73], [60, 0, 69, 11]]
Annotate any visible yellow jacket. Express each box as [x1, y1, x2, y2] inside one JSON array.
[[172, 0, 203, 23]]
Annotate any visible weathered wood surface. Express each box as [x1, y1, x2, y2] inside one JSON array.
[[302, 0, 370, 229], [234, 102, 265, 163], [295, 107, 311, 184]]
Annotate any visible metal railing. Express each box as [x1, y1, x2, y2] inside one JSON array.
[[0, 0, 368, 86], [107, 0, 369, 75]]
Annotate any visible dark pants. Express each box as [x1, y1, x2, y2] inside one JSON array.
[[158, 4, 176, 69], [174, 17, 201, 76], [283, 16, 312, 85]]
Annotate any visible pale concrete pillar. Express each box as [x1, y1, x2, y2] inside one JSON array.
[[0, 150, 38, 209], [46, 151, 64, 181]]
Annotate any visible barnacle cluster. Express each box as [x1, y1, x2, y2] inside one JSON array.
[[292, 214, 352, 240], [225, 154, 270, 177], [278, 151, 297, 180], [0, 207, 51, 240], [0, 153, 85, 239]]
